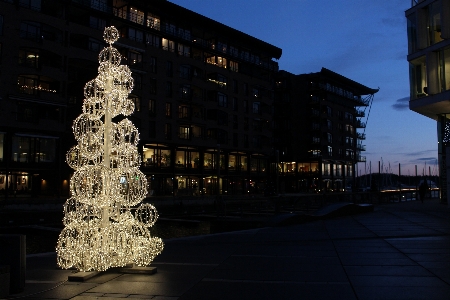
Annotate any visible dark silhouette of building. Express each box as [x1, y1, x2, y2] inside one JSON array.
[[274, 68, 377, 193], [0, 0, 377, 200], [0, 0, 281, 198]]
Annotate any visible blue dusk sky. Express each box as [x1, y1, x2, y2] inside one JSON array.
[[169, 0, 439, 176]]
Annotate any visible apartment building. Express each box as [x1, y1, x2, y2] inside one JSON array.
[[274, 68, 377, 193], [0, 0, 281, 198], [406, 0, 450, 203]]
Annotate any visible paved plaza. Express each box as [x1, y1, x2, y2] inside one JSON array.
[[4, 199, 450, 300]]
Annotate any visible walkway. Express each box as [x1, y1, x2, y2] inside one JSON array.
[[5, 199, 450, 300]]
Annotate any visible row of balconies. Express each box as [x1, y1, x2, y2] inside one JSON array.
[[68, 0, 280, 72], [309, 139, 366, 150], [310, 82, 370, 106]]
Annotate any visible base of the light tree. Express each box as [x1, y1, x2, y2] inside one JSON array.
[[67, 265, 157, 281], [68, 271, 100, 282]]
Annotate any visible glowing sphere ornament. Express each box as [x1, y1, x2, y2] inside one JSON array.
[[56, 26, 163, 272]]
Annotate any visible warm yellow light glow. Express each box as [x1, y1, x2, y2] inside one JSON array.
[[56, 26, 163, 272]]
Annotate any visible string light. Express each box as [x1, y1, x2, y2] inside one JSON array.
[[56, 26, 163, 272], [18, 84, 57, 93]]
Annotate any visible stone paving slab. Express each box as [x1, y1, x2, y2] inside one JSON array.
[[4, 199, 450, 299]]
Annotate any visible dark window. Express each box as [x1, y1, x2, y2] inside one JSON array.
[[217, 129, 228, 144], [146, 33, 160, 47], [91, 0, 108, 12], [19, 0, 41, 11], [218, 111, 228, 126], [88, 38, 102, 52], [0, 15, 3, 36], [128, 27, 143, 43], [166, 61, 172, 77], [244, 134, 248, 148], [243, 100, 248, 113], [166, 82, 172, 97], [233, 97, 238, 111], [149, 121, 156, 138], [179, 65, 190, 79], [233, 79, 238, 93], [218, 93, 227, 107], [252, 136, 261, 148], [149, 57, 157, 73], [89, 16, 106, 30], [165, 123, 172, 140], [149, 78, 157, 94], [20, 21, 40, 40], [233, 133, 238, 147], [165, 102, 171, 117], [253, 102, 260, 114], [243, 83, 248, 96], [233, 115, 238, 130], [133, 74, 142, 90], [148, 99, 156, 116]]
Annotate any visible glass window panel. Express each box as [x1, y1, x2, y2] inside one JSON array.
[[160, 149, 171, 167], [204, 153, 214, 169], [38, 138, 55, 162], [410, 56, 427, 98]]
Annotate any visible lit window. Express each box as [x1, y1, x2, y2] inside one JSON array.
[[179, 127, 191, 139], [162, 38, 175, 52], [129, 7, 144, 25], [147, 13, 160, 30]]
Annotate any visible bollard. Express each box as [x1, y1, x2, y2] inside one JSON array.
[[0, 265, 10, 297], [0, 235, 26, 293]]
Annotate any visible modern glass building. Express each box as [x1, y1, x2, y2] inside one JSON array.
[[406, 0, 450, 203]]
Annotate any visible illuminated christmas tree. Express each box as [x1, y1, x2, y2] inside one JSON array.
[[56, 26, 163, 272]]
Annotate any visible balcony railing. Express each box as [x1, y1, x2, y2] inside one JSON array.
[[357, 132, 366, 140], [355, 120, 366, 128], [357, 144, 366, 151], [355, 109, 365, 117]]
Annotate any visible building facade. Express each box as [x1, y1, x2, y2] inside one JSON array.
[[0, 0, 377, 200], [0, 0, 281, 198], [274, 68, 377, 193], [406, 0, 450, 203]]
